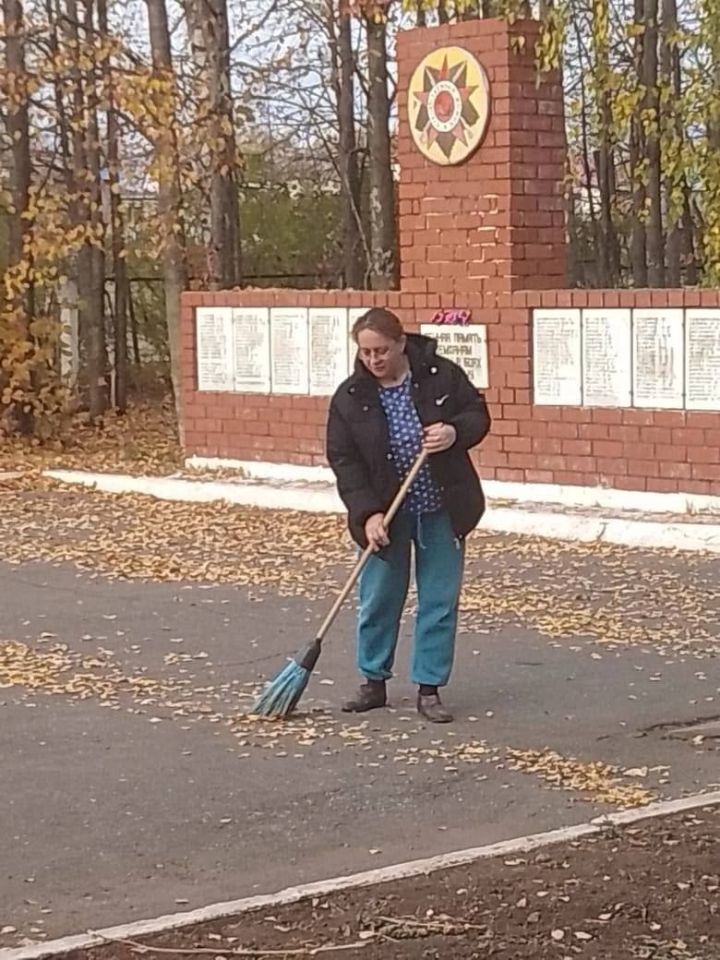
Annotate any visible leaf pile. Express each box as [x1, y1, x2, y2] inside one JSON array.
[[0, 402, 181, 476], [0, 640, 173, 703], [506, 747, 657, 807], [462, 537, 720, 658], [0, 477, 351, 595]]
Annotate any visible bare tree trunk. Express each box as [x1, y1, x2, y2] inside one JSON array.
[[364, 14, 397, 290], [681, 185, 698, 284], [630, 0, 648, 286], [98, 0, 129, 411], [2, 0, 34, 433], [3, 0, 31, 282], [146, 0, 188, 426], [83, 0, 108, 417], [63, 0, 106, 416], [573, 17, 604, 284], [677, 18, 698, 285], [128, 282, 141, 366], [184, 0, 241, 290], [659, 0, 680, 285], [592, 0, 620, 286], [331, 2, 364, 288], [566, 182, 581, 286], [47, 0, 73, 192], [642, 0, 664, 285]]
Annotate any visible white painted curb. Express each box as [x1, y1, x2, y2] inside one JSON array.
[[3, 790, 719, 960], [43, 469, 720, 554], [186, 457, 720, 516]]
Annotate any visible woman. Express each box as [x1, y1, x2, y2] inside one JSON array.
[[326, 307, 491, 723]]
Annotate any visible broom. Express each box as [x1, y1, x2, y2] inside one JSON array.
[[250, 449, 429, 719]]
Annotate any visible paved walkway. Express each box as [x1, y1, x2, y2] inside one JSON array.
[[1, 517, 718, 946]]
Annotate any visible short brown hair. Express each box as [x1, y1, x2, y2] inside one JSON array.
[[351, 307, 404, 343]]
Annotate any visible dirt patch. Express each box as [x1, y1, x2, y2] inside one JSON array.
[[49, 805, 719, 960]]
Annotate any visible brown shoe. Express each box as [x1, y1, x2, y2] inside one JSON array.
[[342, 680, 387, 713], [417, 693, 453, 723]]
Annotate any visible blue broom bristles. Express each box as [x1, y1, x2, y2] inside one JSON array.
[[250, 658, 311, 718]]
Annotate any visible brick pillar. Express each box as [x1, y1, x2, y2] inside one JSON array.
[[396, 19, 566, 298]]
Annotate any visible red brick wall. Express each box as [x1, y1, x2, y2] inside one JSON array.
[[504, 288, 720, 498], [180, 18, 720, 499], [396, 20, 565, 298], [182, 285, 720, 497], [182, 288, 387, 467]]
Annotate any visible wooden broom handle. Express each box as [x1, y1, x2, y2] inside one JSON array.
[[315, 449, 429, 643]]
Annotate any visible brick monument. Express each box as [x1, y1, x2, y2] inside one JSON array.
[[180, 17, 720, 505]]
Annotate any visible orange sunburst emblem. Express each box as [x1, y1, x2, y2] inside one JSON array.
[[408, 46, 491, 166]]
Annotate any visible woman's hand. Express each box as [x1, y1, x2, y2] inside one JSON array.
[[423, 422, 457, 454], [365, 512, 390, 552]]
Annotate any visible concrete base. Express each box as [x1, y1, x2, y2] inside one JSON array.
[[185, 457, 720, 517]]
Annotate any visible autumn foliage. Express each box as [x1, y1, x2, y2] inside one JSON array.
[[4, 0, 720, 441]]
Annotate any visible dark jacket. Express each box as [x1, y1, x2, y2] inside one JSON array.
[[326, 333, 491, 548]]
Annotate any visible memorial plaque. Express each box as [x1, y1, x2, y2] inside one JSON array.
[[347, 308, 367, 376], [309, 307, 349, 396], [196, 307, 233, 392], [685, 308, 720, 411], [420, 323, 489, 388], [532, 309, 582, 405], [632, 308, 684, 409], [582, 308, 632, 407], [270, 307, 309, 394], [232, 307, 270, 393]]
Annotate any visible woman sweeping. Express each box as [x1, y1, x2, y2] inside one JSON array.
[[326, 308, 491, 723]]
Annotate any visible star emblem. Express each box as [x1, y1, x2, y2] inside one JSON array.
[[412, 55, 480, 159], [407, 46, 490, 166]]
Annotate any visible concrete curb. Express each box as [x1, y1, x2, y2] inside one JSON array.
[[43, 469, 720, 554], [2, 790, 719, 960]]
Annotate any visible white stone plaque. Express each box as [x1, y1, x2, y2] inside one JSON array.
[[270, 307, 309, 394], [582, 308, 632, 407], [533, 309, 582, 405], [420, 324, 489, 388], [309, 307, 349, 396], [632, 309, 684, 409], [347, 308, 366, 376], [685, 308, 720, 410], [197, 307, 233, 392], [232, 307, 270, 393]]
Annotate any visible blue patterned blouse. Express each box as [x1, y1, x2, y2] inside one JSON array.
[[379, 376, 443, 515]]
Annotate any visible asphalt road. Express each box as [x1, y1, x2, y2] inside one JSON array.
[[1, 551, 718, 946]]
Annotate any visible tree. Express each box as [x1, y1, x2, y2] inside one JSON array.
[[642, 0, 665, 285], [589, 0, 620, 286], [1, 0, 33, 432], [364, 7, 397, 289], [185, 0, 242, 289], [98, 0, 130, 411], [61, 0, 108, 418], [330, 1, 365, 287], [145, 0, 188, 420]]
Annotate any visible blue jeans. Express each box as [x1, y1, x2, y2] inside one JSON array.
[[356, 510, 465, 687]]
